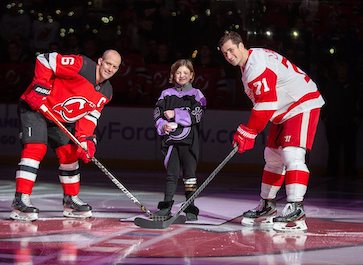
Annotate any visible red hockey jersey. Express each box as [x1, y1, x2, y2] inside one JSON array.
[[21, 52, 113, 137]]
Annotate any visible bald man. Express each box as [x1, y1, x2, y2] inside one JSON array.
[[10, 49, 122, 221]]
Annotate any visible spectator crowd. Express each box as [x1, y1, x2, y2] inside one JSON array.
[[0, 0, 362, 110]]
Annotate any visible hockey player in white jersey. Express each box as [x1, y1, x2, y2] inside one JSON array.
[[218, 31, 325, 232]]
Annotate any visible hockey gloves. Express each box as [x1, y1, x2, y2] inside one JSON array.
[[233, 124, 258, 153], [77, 135, 97, 163], [23, 84, 51, 110]]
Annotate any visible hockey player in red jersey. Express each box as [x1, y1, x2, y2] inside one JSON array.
[[10, 49, 122, 221], [218, 31, 325, 232]]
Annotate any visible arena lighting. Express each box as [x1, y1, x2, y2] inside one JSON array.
[[190, 15, 198, 22], [329, 47, 335, 55], [60, 28, 66, 37], [101, 16, 110, 23], [192, 50, 198, 59], [291, 30, 299, 39]]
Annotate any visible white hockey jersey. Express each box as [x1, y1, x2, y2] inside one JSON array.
[[241, 48, 325, 132]]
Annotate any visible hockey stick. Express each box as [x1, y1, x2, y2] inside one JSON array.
[[134, 145, 239, 229], [39, 104, 153, 217]]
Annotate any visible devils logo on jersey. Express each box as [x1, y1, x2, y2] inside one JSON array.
[[53, 97, 96, 122]]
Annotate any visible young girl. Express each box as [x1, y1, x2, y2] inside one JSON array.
[[153, 59, 207, 221]]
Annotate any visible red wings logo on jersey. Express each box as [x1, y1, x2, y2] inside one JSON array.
[[53, 97, 96, 122]]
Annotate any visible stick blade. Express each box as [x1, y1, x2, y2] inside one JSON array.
[[134, 215, 186, 229]]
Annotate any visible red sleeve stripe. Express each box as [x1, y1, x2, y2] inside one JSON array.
[[247, 109, 275, 133], [272, 91, 321, 124]]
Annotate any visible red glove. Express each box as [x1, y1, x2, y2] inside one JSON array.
[[77, 135, 97, 163], [233, 124, 258, 153], [23, 85, 51, 110]]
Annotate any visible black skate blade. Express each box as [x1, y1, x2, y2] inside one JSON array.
[[134, 215, 186, 229]]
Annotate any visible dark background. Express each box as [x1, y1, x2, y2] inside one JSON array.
[[0, 0, 362, 182]]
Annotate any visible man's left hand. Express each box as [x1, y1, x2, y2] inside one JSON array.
[[77, 135, 97, 163]]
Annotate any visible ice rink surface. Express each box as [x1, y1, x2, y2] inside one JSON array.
[[1, 165, 363, 265]]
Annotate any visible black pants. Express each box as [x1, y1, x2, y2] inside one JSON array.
[[162, 144, 197, 201], [18, 100, 74, 148]]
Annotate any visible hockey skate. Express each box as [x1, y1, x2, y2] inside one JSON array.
[[241, 199, 277, 227], [184, 204, 199, 221], [10, 192, 39, 221], [63, 195, 92, 218], [153, 200, 174, 221], [272, 202, 307, 232]]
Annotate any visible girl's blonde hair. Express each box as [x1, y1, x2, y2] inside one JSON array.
[[169, 59, 195, 84]]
